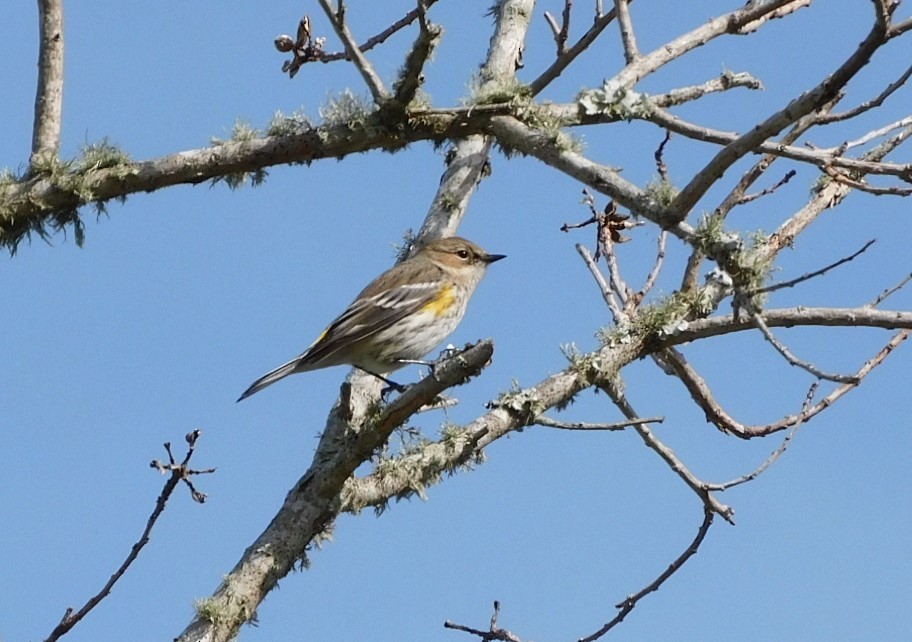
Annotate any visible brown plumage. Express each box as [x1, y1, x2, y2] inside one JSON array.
[[237, 237, 505, 401]]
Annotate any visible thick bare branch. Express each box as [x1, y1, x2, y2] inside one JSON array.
[[31, 0, 65, 168], [613, 0, 639, 62], [176, 342, 495, 642], [664, 306, 912, 344], [415, 0, 533, 242], [534, 415, 663, 431]]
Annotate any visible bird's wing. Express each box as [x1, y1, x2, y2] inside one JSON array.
[[300, 278, 444, 366]]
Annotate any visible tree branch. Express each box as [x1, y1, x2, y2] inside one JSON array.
[[393, 6, 442, 106], [579, 508, 715, 641], [31, 0, 65, 168], [613, 0, 639, 62], [45, 431, 212, 642], [602, 381, 734, 522], [658, 331, 909, 438], [668, 2, 891, 221], [317, 0, 391, 102], [176, 342, 496, 642]]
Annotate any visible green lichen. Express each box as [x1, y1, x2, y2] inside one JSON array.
[[645, 176, 679, 208], [319, 89, 374, 129], [492, 380, 546, 420], [210, 120, 268, 189], [1, 139, 137, 253], [266, 108, 314, 137], [468, 76, 533, 107], [578, 80, 653, 120], [691, 213, 773, 294]]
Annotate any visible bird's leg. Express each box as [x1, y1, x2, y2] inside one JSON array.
[[358, 368, 407, 399], [398, 345, 459, 380]]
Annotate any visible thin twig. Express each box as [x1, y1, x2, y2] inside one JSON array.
[[754, 239, 875, 295], [577, 243, 625, 323], [705, 383, 817, 491], [31, 0, 65, 168], [835, 115, 912, 153], [543, 11, 561, 48], [644, 106, 912, 181], [823, 168, 912, 196], [530, 2, 625, 95], [736, 169, 797, 206], [605, 242, 629, 308], [534, 415, 664, 431], [639, 231, 667, 298], [749, 310, 861, 383], [558, 0, 573, 55], [445, 600, 525, 642], [868, 273, 912, 307], [317, 0, 390, 102], [578, 509, 715, 641], [654, 131, 671, 182], [393, 8, 442, 106], [44, 431, 213, 642], [659, 328, 908, 440], [314, 0, 440, 63], [602, 381, 734, 522], [817, 62, 912, 124]]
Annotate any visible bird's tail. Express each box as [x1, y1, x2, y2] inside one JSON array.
[[236, 357, 301, 402]]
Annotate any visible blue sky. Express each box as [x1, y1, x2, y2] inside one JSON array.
[[2, 2, 911, 641]]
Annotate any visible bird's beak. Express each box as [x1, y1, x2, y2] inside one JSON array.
[[483, 253, 506, 264]]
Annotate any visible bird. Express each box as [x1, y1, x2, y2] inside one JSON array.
[[237, 236, 505, 401]]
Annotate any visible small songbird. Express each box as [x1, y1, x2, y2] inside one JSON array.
[[237, 236, 505, 401]]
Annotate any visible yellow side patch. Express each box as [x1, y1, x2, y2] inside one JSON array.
[[421, 284, 456, 316], [310, 327, 330, 347]]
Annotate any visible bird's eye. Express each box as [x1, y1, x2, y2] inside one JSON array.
[[456, 249, 470, 259]]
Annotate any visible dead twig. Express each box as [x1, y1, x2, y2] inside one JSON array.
[[602, 380, 735, 522], [654, 131, 671, 182], [317, 0, 390, 102], [736, 169, 797, 206], [44, 430, 213, 642], [753, 239, 875, 295], [868, 273, 912, 308], [578, 508, 715, 641], [445, 601, 525, 642], [749, 309, 860, 384], [705, 383, 817, 491], [638, 231, 667, 299], [817, 62, 912, 123]]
